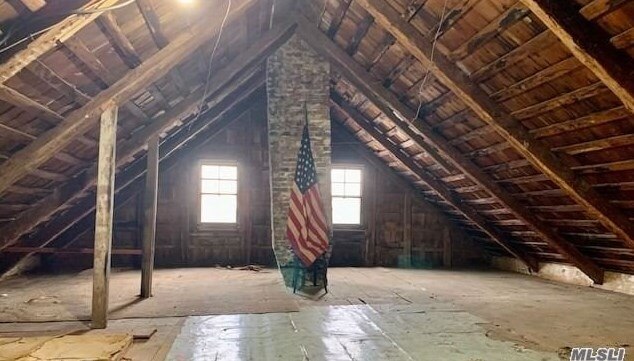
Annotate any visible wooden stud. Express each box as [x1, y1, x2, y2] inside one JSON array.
[[91, 104, 118, 329], [351, 0, 634, 253], [140, 136, 159, 298]]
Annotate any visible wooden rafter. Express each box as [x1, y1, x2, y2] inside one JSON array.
[[297, 17, 606, 283], [0, 0, 122, 84], [0, 0, 256, 198], [0, 20, 294, 251], [2, 83, 266, 277], [332, 98, 539, 271], [520, 0, 634, 114], [354, 0, 634, 252]]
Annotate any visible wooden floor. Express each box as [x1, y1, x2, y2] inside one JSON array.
[[0, 267, 632, 360]]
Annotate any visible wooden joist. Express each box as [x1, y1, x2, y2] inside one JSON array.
[[0, 20, 292, 252], [0, 0, 256, 198], [520, 0, 634, 114], [355, 0, 634, 252]]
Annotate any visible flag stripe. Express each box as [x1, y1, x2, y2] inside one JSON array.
[[285, 124, 330, 267]]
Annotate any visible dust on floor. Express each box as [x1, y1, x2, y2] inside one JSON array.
[[1, 267, 632, 360], [0, 268, 297, 322]]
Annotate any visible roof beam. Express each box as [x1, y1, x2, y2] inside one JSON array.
[[0, 19, 294, 251], [520, 0, 634, 114], [0, 0, 122, 84], [0, 0, 255, 198], [332, 98, 539, 271], [354, 0, 634, 252], [297, 17, 605, 283]]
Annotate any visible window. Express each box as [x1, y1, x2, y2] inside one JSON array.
[[200, 163, 237, 223], [331, 167, 362, 225]]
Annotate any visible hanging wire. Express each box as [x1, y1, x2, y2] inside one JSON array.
[[0, 0, 137, 53], [188, 0, 232, 131], [412, 0, 450, 122]]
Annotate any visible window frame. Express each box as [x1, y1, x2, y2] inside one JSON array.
[[197, 159, 239, 229], [331, 164, 364, 229]]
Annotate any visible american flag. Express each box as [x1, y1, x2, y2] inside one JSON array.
[[286, 124, 330, 267]]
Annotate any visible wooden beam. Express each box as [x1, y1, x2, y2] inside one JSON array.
[[3, 247, 141, 255], [332, 100, 540, 271], [298, 19, 605, 283], [520, 0, 634, 114], [403, 191, 412, 267], [0, 0, 122, 84], [91, 105, 118, 330], [0, 0, 255, 197], [326, 0, 352, 38], [140, 136, 159, 298], [96, 12, 142, 68], [353, 0, 634, 252], [27, 60, 91, 106], [1, 85, 264, 280], [0, 20, 289, 252], [19, 0, 45, 11], [0, 84, 63, 123], [136, 0, 169, 48]]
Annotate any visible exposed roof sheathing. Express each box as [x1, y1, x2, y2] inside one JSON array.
[[0, 0, 632, 280]]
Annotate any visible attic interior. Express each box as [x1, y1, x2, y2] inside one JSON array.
[[0, 0, 632, 359]]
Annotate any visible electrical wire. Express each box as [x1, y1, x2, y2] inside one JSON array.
[[0, 0, 137, 53], [412, 0, 450, 122], [189, 0, 232, 129]]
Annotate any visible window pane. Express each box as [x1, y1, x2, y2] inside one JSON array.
[[332, 197, 360, 224], [201, 165, 219, 179], [218, 180, 237, 194], [345, 169, 361, 183], [201, 179, 219, 193], [344, 182, 361, 197], [332, 182, 345, 196], [219, 166, 237, 180], [331, 169, 345, 182], [201, 194, 237, 223]]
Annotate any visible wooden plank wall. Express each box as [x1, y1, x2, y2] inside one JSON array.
[[42, 100, 486, 270], [331, 146, 486, 268]]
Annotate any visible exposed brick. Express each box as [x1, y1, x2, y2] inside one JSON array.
[[267, 35, 331, 285]]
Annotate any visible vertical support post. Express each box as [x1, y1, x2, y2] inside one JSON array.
[[365, 168, 377, 266], [92, 104, 118, 329], [141, 135, 159, 298], [443, 227, 452, 268], [403, 191, 412, 267]]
